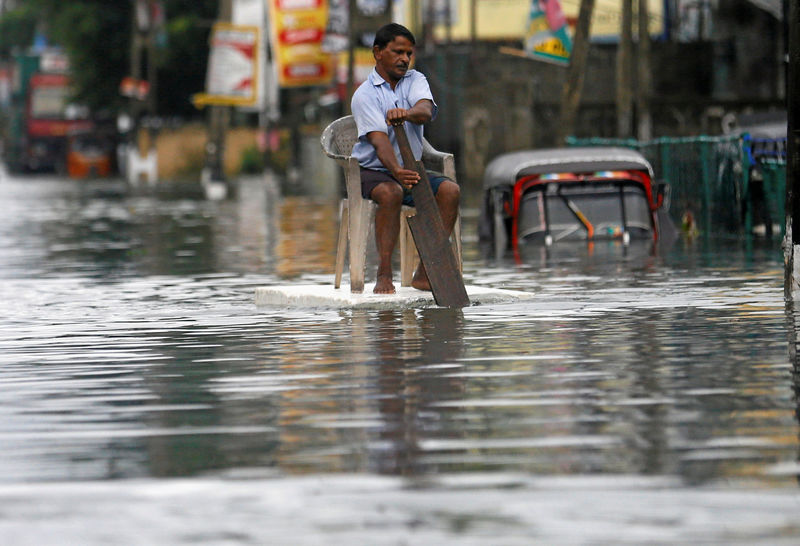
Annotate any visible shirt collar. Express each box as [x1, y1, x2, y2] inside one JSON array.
[[369, 68, 410, 87]]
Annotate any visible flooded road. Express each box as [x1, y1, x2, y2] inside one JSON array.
[[0, 168, 798, 544]]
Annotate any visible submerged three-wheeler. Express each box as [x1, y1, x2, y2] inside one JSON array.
[[479, 146, 674, 256]]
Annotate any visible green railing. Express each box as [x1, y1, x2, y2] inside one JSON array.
[[566, 135, 754, 237], [759, 159, 787, 236]]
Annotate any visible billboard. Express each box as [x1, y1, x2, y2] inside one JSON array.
[[194, 23, 261, 107], [524, 0, 572, 65], [269, 0, 333, 87]]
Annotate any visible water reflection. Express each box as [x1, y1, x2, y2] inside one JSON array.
[[784, 301, 800, 484], [367, 309, 466, 476], [275, 197, 338, 279], [0, 171, 797, 491]]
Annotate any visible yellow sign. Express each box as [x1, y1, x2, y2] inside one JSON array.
[[269, 0, 333, 88], [533, 37, 569, 58]]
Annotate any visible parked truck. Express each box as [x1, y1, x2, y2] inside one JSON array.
[[4, 49, 92, 173]]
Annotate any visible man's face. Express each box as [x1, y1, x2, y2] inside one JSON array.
[[374, 36, 414, 83]]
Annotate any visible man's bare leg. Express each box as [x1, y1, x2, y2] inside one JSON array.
[[371, 182, 404, 294], [412, 180, 460, 291]]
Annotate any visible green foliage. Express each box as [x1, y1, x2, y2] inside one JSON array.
[[240, 145, 265, 174], [0, 0, 221, 119], [41, 1, 131, 113], [159, 14, 213, 117], [0, 4, 37, 57]]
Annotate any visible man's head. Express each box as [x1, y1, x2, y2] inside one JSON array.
[[373, 23, 416, 85], [373, 23, 415, 50]]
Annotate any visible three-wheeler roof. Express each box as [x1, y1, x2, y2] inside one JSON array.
[[483, 147, 654, 189]]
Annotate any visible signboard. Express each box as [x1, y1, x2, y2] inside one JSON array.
[[524, 0, 572, 65], [193, 23, 260, 107], [0, 67, 11, 107], [269, 0, 332, 87], [233, 0, 278, 115], [39, 50, 70, 74], [119, 76, 150, 100], [322, 0, 349, 53]]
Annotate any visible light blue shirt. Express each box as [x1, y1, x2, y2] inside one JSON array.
[[351, 68, 438, 171]]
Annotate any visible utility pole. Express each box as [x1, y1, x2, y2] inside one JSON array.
[[786, 0, 800, 298], [130, 0, 144, 147], [346, 0, 355, 114], [146, 0, 158, 117], [470, 0, 477, 43], [616, 0, 633, 138], [556, 0, 595, 146], [204, 0, 233, 186], [636, 0, 652, 141], [124, 0, 159, 185]]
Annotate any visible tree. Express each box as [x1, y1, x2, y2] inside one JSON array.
[[0, 3, 37, 58], [0, 0, 219, 118]]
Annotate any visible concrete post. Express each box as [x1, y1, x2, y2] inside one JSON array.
[[616, 0, 633, 138], [636, 0, 653, 141], [204, 0, 233, 186], [786, 0, 800, 299], [556, 0, 595, 147]]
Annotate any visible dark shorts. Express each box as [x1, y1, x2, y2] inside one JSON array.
[[360, 167, 450, 207]]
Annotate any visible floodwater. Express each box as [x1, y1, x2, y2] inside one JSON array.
[[0, 166, 799, 544]]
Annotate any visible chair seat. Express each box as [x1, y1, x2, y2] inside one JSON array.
[[321, 116, 462, 293]]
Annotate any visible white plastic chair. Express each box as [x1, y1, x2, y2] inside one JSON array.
[[320, 115, 462, 293]]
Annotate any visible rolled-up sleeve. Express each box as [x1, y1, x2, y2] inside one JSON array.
[[352, 86, 386, 139], [407, 73, 438, 121]]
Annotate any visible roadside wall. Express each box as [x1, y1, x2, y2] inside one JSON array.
[[416, 35, 784, 189], [143, 124, 260, 181]]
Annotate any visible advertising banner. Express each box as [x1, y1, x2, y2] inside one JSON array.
[[0, 66, 10, 107], [322, 0, 349, 53], [194, 23, 261, 107], [269, 0, 332, 87], [524, 0, 572, 65]]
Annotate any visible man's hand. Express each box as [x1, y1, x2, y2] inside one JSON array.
[[386, 108, 407, 127], [385, 100, 434, 127], [391, 166, 420, 189]]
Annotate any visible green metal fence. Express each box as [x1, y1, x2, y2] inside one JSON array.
[[758, 159, 787, 236], [566, 135, 756, 237]]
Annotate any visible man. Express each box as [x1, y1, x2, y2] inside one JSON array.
[[351, 23, 460, 295]]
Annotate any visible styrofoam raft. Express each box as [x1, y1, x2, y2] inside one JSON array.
[[254, 284, 533, 309]]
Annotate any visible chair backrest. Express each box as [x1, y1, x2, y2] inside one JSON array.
[[320, 114, 454, 181], [320, 115, 358, 161]]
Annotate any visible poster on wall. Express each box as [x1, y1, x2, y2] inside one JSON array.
[[269, 0, 332, 87], [194, 23, 261, 106], [322, 0, 349, 53], [524, 0, 572, 65]]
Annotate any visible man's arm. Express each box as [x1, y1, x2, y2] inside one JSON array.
[[365, 99, 434, 188], [385, 98, 434, 127], [366, 131, 418, 188]]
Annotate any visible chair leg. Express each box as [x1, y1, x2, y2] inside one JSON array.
[[400, 207, 416, 287], [349, 199, 374, 293], [334, 199, 348, 289]]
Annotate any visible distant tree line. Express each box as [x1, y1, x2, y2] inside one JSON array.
[[0, 0, 219, 119]]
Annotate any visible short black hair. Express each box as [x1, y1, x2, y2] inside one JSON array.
[[373, 23, 415, 49]]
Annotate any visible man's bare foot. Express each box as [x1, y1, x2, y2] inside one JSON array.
[[411, 265, 432, 291], [374, 273, 396, 294]]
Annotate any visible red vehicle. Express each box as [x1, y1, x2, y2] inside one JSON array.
[[6, 51, 91, 173], [65, 129, 112, 179]]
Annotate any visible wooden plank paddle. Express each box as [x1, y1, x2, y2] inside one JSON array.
[[393, 122, 470, 308]]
